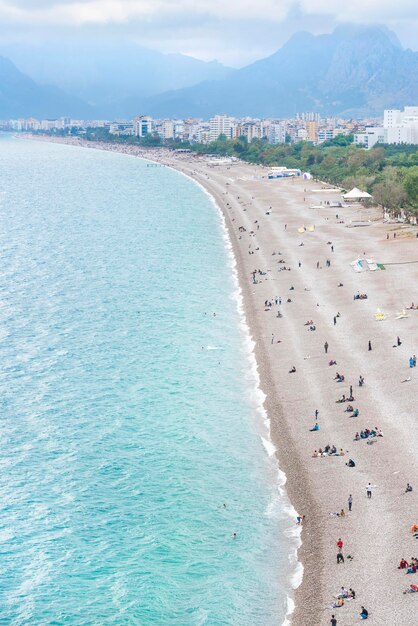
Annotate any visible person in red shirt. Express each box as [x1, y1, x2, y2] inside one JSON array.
[[337, 538, 344, 550], [398, 558, 408, 569]]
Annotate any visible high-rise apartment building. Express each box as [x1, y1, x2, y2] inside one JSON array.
[[306, 121, 318, 142], [209, 115, 234, 141]]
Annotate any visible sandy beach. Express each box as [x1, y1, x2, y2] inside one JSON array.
[[29, 137, 418, 624]]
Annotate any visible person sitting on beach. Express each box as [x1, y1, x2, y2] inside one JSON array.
[[312, 450, 318, 457], [360, 606, 369, 619], [309, 325, 316, 331], [345, 405, 354, 413], [318, 448, 323, 456], [406, 563, 417, 574], [329, 360, 337, 366], [349, 588, 356, 599], [359, 375, 365, 386], [403, 584, 418, 594], [324, 444, 331, 454], [287, 298, 292, 303], [339, 448, 345, 456], [354, 432, 360, 441], [346, 458, 356, 467], [406, 483, 413, 493], [309, 423, 319, 432], [336, 394, 346, 403], [289, 366, 296, 373], [399, 558, 409, 569], [338, 282, 343, 287], [330, 445, 337, 455], [352, 408, 359, 417], [304, 320, 314, 325], [339, 509, 346, 517]]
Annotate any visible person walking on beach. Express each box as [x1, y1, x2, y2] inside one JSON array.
[[337, 551, 344, 564], [324, 341, 329, 354], [333, 316, 337, 326], [366, 483, 373, 498], [317, 261, 319, 269], [330, 615, 337, 626], [348, 494, 353, 511], [315, 409, 319, 420], [368, 340, 372, 351]]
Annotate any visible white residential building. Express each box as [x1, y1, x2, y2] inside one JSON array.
[[354, 106, 418, 148], [268, 123, 286, 145], [353, 126, 385, 148], [209, 114, 234, 141]]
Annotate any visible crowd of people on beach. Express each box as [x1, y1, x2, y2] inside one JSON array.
[[177, 159, 418, 624]]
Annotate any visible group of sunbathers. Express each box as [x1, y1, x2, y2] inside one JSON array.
[[399, 557, 418, 573], [399, 558, 418, 592], [312, 445, 345, 457], [354, 293, 368, 300], [354, 428, 383, 441], [334, 372, 345, 382], [336, 394, 355, 403], [344, 405, 359, 416]]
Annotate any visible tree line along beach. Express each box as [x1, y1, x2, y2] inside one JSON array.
[[28, 136, 418, 625]]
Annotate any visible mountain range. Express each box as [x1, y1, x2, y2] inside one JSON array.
[[1, 25, 418, 120]]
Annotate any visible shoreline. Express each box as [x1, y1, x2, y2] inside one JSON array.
[[193, 174, 304, 625], [25, 136, 418, 625]]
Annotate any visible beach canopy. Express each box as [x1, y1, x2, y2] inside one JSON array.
[[343, 187, 372, 199]]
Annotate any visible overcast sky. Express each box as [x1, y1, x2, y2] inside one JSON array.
[[0, 0, 417, 66]]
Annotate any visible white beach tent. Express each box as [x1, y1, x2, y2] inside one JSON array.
[[342, 187, 372, 200]]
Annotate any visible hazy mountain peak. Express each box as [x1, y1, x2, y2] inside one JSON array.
[[141, 24, 418, 119]]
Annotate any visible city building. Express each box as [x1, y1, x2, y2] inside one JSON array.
[[306, 121, 319, 142], [268, 123, 286, 145], [209, 115, 234, 141], [355, 106, 418, 147], [133, 116, 153, 138]]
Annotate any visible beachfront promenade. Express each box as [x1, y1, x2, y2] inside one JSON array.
[[32, 137, 418, 624]]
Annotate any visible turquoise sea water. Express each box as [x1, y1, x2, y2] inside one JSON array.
[[0, 136, 295, 624]]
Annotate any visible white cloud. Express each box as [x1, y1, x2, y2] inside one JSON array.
[[0, 0, 416, 64], [299, 0, 418, 22], [0, 0, 295, 25]]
